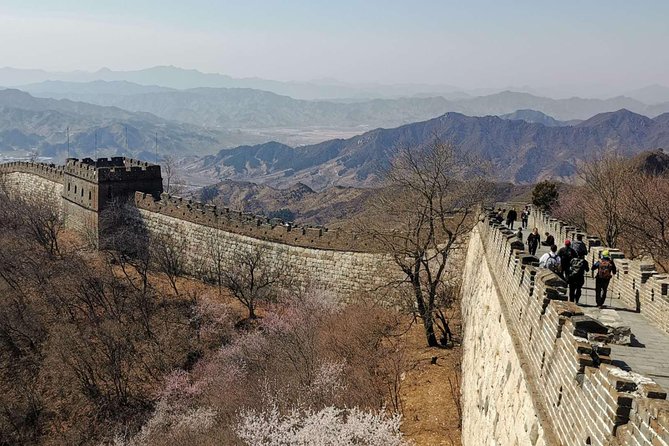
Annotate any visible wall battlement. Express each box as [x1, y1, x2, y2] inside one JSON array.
[[462, 214, 669, 446], [65, 157, 162, 183], [0, 161, 65, 183], [134, 191, 378, 252]]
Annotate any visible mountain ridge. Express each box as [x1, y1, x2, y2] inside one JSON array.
[[186, 109, 669, 189]]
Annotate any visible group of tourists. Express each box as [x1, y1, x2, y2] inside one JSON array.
[[537, 234, 616, 308], [495, 203, 619, 309], [494, 203, 620, 308], [494, 206, 530, 230]]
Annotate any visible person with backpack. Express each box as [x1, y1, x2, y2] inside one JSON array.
[[539, 245, 561, 274], [557, 240, 578, 279], [592, 250, 617, 308], [527, 227, 540, 256], [571, 234, 588, 258], [506, 208, 518, 229], [567, 254, 589, 303]]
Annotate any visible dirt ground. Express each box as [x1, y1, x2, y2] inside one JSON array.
[[400, 320, 462, 446]]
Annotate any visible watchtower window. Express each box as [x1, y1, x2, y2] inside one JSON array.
[[81, 188, 84, 197], [74, 185, 77, 194], [68, 182, 71, 191], [88, 191, 91, 200]]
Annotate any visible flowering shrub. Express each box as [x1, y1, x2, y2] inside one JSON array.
[[237, 405, 411, 446]]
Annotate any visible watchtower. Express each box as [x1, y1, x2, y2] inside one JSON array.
[[62, 157, 163, 237]]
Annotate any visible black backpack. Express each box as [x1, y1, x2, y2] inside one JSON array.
[[569, 257, 585, 277]]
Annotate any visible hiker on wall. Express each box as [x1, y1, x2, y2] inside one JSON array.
[[567, 254, 589, 303], [557, 240, 578, 280], [572, 234, 588, 258], [521, 207, 530, 229], [506, 208, 518, 229], [527, 228, 540, 256], [592, 250, 617, 308], [539, 245, 561, 274]]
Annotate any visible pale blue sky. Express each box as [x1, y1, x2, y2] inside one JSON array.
[[1, 0, 667, 89]]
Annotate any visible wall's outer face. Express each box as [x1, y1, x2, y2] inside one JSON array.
[[461, 228, 548, 446], [462, 216, 669, 446], [0, 171, 63, 212], [134, 208, 399, 299]]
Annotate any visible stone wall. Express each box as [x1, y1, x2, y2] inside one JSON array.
[[132, 206, 400, 300], [461, 228, 551, 446], [461, 215, 669, 445], [134, 192, 379, 252], [0, 171, 64, 213], [530, 209, 669, 335]]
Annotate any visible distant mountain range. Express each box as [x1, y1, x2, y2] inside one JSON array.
[[0, 66, 466, 101], [186, 109, 669, 189], [14, 80, 669, 131], [0, 89, 265, 159]]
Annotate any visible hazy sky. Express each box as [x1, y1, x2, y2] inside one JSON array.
[[1, 0, 667, 90]]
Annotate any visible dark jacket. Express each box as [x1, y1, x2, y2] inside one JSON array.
[[572, 240, 588, 258], [557, 246, 578, 273], [506, 210, 518, 222], [544, 235, 555, 246], [527, 232, 540, 248], [567, 258, 590, 285]]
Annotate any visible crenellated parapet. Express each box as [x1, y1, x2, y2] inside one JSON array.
[[469, 214, 669, 445], [0, 161, 65, 183], [134, 191, 378, 252]]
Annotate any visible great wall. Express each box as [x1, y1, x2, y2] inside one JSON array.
[[0, 158, 396, 299], [1, 158, 668, 445]]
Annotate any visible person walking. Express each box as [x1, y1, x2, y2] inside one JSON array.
[[506, 208, 518, 229], [521, 207, 530, 229], [516, 227, 523, 242], [541, 232, 555, 247], [567, 255, 589, 303], [592, 250, 617, 308], [572, 234, 588, 258], [557, 240, 577, 279], [527, 228, 540, 256]]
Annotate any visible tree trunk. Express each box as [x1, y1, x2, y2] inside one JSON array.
[[413, 276, 439, 347]]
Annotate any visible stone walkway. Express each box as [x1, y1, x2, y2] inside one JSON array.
[[515, 223, 669, 391]]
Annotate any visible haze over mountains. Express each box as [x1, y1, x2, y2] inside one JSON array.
[[14, 79, 669, 128], [0, 89, 265, 159], [1, 65, 669, 189]]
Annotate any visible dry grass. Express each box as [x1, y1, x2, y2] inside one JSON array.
[[400, 320, 462, 446]]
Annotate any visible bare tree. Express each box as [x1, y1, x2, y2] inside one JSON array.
[[162, 155, 185, 196], [221, 246, 287, 319], [151, 232, 188, 296], [620, 173, 669, 271], [577, 154, 632, 248], [367, 139, 489, 347]]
